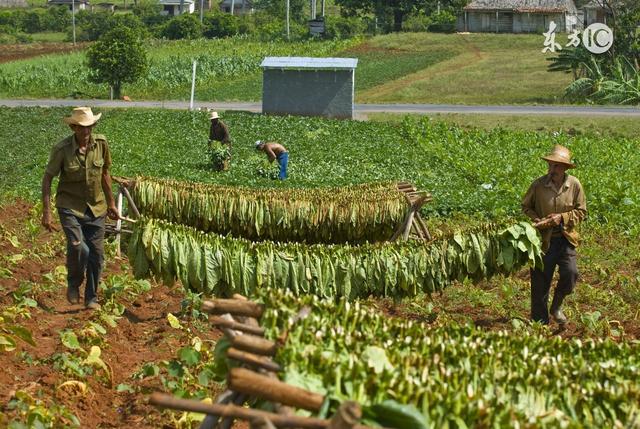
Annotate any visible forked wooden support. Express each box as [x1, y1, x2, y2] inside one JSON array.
[[390, 190, 432, 242]]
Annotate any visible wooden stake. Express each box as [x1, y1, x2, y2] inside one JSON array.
[[227, 347, 282, 372], [150, 393, 382, 429], [210, 316, 265, 336], [231, 334, 277, 356], [121, 186, 141, 218], [202, 299, 264, 319], [329, 401, 361, 429], [228, 368, 324, 412]]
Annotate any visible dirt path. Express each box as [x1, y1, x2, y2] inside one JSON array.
[[0, 201, 225, 427], [0, 43, 87, 64]]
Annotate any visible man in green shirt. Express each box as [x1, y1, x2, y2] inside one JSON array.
[[522, 145, 587, 326], [41, 107, 119, 310]]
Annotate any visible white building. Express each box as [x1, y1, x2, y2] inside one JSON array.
[[159, 0, 195, 16]]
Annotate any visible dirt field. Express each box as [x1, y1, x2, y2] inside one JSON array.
[[0, 201, 231, 427], [0, 43, 86, 64]]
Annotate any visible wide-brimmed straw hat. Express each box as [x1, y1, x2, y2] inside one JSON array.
[[63, 107, 102, 126], [541, 145, 575, 168], [209, 111, 219, 120]]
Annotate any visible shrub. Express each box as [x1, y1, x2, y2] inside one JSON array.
[[86, 26, 149, 99], [427, 10, 456, 33], [203, 12, 239, 38], [323, 15, 364, 39], [161, 14, 203, 40], [402, 11, 432, 32], [72, 11, 148, 42]]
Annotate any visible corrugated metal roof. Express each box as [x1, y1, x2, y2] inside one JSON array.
[[261, 57, 358, 70], [464, 0, 577, 13]]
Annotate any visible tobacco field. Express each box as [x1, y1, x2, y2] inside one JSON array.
[[1, 105, 639, 428]]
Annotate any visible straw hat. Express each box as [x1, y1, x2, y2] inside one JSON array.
[[63, 107, 102, 127], [541, 145, 575, 168], [209, 111, 219, 120]]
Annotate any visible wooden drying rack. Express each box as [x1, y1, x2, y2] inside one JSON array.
[[149, 294, 387, 429], [392, 182, 432, 242]]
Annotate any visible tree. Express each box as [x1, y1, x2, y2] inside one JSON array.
[[252, 0, 306, 23], [335, 0, 466, 33], [161, 14, 203, 39], [336, 0, 428, 32], [86, 26, 148, 99]]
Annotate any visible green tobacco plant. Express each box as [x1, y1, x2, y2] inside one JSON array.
[[129, 217, 542, 299], [255, 288, 640, 428]]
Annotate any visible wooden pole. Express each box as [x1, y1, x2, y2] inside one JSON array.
[[202, 299, 264, 319], [150, 393, 382, 429], [252, 416, 277, 429], [115, 189, 123, 257], [199, 390, 235, 429], [227, 348, 282, 372], [121, 186, 140, 218], [228, 368, 324, 412], [231, 334, 277, 356], [329, 401, 361, 429], [211, 316, 265, 336]]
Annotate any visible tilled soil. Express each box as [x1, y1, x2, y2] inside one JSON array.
[[0, 201, 226, 427], [0, 43, 87, 64]]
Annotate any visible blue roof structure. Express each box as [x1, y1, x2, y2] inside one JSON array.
[[260, 57, 358, 70]]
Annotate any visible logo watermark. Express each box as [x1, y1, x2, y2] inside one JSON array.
[[542, 22, 613, 54]]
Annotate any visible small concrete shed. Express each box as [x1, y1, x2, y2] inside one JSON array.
[[260, 57, 358, 120]]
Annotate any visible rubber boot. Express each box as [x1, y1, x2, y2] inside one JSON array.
[[550, 293, 568, 325]]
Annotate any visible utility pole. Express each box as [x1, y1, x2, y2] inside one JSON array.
[[71, 0, 76, 45], [230, 0, 235, 15], [199, 0, 204, 23], [286, 0, 290, 40], [321, 0, 324, 17]]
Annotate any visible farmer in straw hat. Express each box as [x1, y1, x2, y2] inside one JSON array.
[[522, 145, 587, 326], [41, 107, 119, 310], [208, 111, 230, 145]]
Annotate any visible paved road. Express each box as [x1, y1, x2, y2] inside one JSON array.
[[2, 98, 640, 117]]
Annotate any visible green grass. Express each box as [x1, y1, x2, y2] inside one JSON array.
[[366, 112, 640, 140], [356, 32, 573, 105], [28, 32, 67, 43]]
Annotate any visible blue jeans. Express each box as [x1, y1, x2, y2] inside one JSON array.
[[58, 208, 106, 305], [277, 152, 289, 180]]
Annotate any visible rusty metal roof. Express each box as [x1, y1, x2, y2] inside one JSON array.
[[464, 0, 578, 13]]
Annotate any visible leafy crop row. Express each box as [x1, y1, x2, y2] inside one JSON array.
[[128, 217, 541, 299], [258, 288, 640, 428], [0, 37, 355, 99]]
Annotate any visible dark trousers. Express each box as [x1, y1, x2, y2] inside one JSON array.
[[58, 208, 106, 304], [530, 236, 578, 324]]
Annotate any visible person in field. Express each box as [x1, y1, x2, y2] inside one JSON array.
[[522, 145, 587, 326], [41, 107, 119, 310], [208, 111, 230, 145], [255, 140, 289, 180]]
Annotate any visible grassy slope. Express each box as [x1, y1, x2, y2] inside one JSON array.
[[356, 32, 573, 105]]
